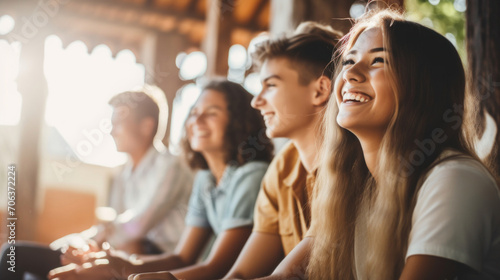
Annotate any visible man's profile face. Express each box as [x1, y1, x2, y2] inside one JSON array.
[[110, 106, 144, 153], [251, 57, 319, 139]]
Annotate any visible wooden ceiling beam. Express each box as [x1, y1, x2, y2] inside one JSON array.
[[249, 0, 269, 27], [76, 0, 205, 21], [186, 0, 198, 13], [66, 0, 266, 33]]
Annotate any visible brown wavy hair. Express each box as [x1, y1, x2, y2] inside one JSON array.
[[181, 79, 274, 170]]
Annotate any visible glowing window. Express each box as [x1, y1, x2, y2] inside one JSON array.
[[44, 35, 146, 167]]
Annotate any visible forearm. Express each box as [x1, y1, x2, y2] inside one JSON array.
[[170, 262, 227, 280], [245, 237, 311, 280], [131, 254, 189, 274], [253, 269, 307, 280], [225, 271, 302, 280], [254, 276, 286, 280]]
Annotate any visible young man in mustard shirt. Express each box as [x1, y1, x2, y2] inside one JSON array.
[[224, 22, 342, 279]]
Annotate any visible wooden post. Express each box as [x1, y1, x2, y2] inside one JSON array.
[[203, 0, 233, 77], [15, 12, 49, 241], [466, 0, 500, 178], [150, 32, 188, 147]]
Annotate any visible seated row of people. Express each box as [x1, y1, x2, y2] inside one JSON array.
[[2, 7, 499, 280]]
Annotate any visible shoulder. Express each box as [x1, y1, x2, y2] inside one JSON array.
[[408, 155, 500, 272], [194, 169, 213, 181], [270, 141, 299, 168], [225, 162, 269, 192], [233, 161, 270, 177], [264, 141, 299, 180], [156, 150, 192, 174], [420, 155, 498, 198], [416, 155, 500, 216]]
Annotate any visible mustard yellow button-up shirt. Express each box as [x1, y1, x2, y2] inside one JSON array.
[[253, 142, 316, 255]]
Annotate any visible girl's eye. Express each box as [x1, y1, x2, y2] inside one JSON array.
[[342, 59, 354, 66], [372, 57, 385, 64], [204, 110, 218, 117], [266, 83, 276, 88]]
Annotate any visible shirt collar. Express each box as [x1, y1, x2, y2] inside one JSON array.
[[283, 157, 305, 187], [281, 145, 317, 197], [203, 164, 237, 194], [123, 146, 158, 179]]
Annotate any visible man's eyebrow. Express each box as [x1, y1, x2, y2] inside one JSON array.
[[262, 74, 282, 83]]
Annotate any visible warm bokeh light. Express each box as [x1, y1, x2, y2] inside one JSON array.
[[454, 0, 466, 12], [244, 72, 262, 96], [179, 51, 207, 80], [228, 44, 247, 69], [349, 2, 366, 19], [0, 15, 15, 35]]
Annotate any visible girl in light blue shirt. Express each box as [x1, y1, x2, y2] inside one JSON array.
[[49, 79, 274, 280]]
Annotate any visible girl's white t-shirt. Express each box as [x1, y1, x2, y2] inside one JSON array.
[[406, 153, 500, 279], [353, 152, 500, 279]]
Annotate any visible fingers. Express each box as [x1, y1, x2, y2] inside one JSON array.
[[82, 250, 107, 263], [61, 243, 104, 265], [61, 246, 86, 266], [48, 263, 78, 280], [86, 239, 100, 252], [129, 272, 178, 280], [51, 254, 132, 280]]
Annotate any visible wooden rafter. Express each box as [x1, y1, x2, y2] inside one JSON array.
[[249, 0, 269, 27]]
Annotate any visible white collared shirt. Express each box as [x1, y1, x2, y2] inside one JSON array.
[[107, 147, 194, 252]]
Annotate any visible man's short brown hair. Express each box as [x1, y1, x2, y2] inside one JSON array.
[[108, 91, 160, 139], [252, 21, 343, 85]]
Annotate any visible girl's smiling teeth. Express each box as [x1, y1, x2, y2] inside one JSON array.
[[193, 130, 210, 137], [342, 92, 372, 103]]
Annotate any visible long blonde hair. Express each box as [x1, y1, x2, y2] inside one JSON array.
[[308, 9, 478, 279]]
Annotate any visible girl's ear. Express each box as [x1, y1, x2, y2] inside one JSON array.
[[312, 75, 332, 107]]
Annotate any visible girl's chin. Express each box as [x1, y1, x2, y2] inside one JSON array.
[[190, 145, 203, 152]]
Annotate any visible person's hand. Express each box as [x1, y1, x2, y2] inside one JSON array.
[[48, 261, 119, 280], [128, 271, 178, 280], [49, 250, 134, 280], [60, 239, 101, 265]]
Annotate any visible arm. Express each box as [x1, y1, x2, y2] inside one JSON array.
[[131, 163, 270, 280], [254, 237, 311, 280], [48, 226, 212, 280], [108, 159, 192, 249], [131, 226, 212, 274], [399, 255, 464, 280], [403, 160, 500, 279], [223, 232, 284, 279], [132, 226, 252, 280]]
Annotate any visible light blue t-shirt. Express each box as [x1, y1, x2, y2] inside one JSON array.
[[185, 161, 269, 235]]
